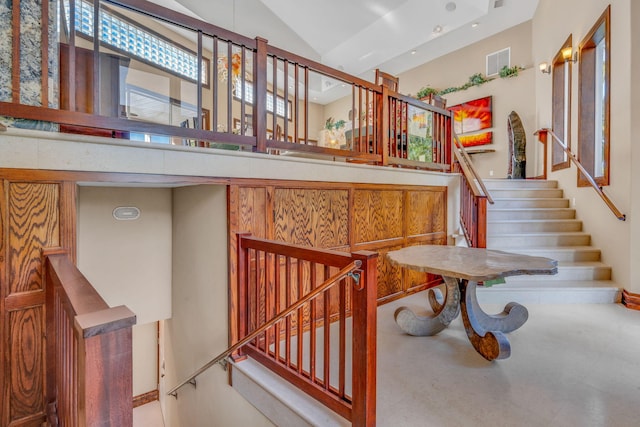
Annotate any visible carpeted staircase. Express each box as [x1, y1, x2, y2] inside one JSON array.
[[477, 179, 621, 305]]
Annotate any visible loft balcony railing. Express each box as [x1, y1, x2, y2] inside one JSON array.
[[0, 0, 453, 172]]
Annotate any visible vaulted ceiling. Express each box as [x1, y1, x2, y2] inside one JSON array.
[[153, 0, 539, 78]]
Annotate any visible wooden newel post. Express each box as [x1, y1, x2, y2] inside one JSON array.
[[76, 306, 136, 427], [350, 250, 378, 426], [476, 197, 487, 249], [534, 128, 549, 180]]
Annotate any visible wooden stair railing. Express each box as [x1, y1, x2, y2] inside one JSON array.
[[44, 250, 137, 427], [235, 234, 377, 426], [452, 134, 494, 248], [166, 259, 362, 396], [167, 235, 377, 426], [536, 129, 625, 221]]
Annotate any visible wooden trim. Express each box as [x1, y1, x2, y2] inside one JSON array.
[[550, 35, 572, 172], [577, 5, 611, 187], [622, 290, 640, 311], [133, 389, 159, 408]]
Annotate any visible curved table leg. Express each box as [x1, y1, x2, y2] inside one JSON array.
[[459, 279, 514, 361], [394, 276, 460, 336]]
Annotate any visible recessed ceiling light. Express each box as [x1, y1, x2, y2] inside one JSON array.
[[445, 2, 456, 12], [411, 50, 417, 55], [433, 25, 443, 33], [472, 22, 479, 28]]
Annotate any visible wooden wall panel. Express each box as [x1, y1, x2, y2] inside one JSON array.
[[239, 187, 268, 238], [406, 190, 446, 237], [8, 183, 59, 294], [273, 188, 349, 248], [353, 190, 403, 244], [375, 245, 403, 301], [1, 179, 75, 426], [229, 182, 448, 311], [9, 307, 44, 423]]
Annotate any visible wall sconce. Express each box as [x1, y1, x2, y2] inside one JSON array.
[[539, 62, 551, 74], [561, 47, 578, 63]]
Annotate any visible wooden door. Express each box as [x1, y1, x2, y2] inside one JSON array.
[[0, 180, 75, 426]]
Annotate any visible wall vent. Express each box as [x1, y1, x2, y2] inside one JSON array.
[[494, 0, 505, 8], [486, 47, 510, 76]]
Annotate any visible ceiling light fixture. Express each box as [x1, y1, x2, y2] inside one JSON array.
[[433, 25, 443, 34], [472, 22, 479, 28], [445, 2, 456, 12], [411, 50, 417, 55]]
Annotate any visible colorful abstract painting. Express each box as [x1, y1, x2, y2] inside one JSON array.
[[458, 131, 493, 147], [448, 96, 493, 146]]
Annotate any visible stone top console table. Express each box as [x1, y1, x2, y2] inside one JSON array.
[[387, 245, 557, 361]]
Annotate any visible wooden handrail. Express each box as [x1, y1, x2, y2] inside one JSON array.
[[539, 128, 625, 221], [44, 252, 136, 427], [453, 134, 494, 204], [166, 259, 363, 398]]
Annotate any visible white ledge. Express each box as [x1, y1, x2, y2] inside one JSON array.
[[0, 127, 458, 187]]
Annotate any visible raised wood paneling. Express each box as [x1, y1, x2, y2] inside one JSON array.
[[239, 187, 268, 238], [1, 179, 75, 426], [375, 245, 403, 301], [9, 307, 44, 423], [406, 190, 446, 237], [353, 190, 403, 244], [8, 183, 59, 294], [273, 188, 349, 248], [229, 182, 447, 308]]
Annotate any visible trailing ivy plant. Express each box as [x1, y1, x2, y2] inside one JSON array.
[[416, 86, 440, 99], [499, 65, 523, 78], [415, 67, 524, 99]]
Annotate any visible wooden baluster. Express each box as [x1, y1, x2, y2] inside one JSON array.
[[339, 277, 346, 397], [323, 265, 331, 390], [297, 259, 304, 373], [285, 256, 292, 368], [254, 37, 268, 152], [309, 261, 317, 382]]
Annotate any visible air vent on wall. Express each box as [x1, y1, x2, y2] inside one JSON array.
[[494, 0, 505, 8], [486, 47, 510, 76]]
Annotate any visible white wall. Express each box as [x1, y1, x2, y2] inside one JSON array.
[[398, 21, 536, 179], [77, 186, 173, 395], [133, 322, 159, 396], [532, 0, 634, 292], [631, 0, 640, 293], [162, 184, 274, 427]]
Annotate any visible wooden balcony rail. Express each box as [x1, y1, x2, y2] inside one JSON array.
[[453, 134, 494, 248], [235, 234, 378, 426], [536, 129, 625, 221], [1, 0, 452, 172], [44, 250, 136, 427]]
